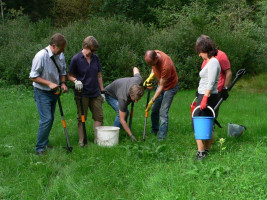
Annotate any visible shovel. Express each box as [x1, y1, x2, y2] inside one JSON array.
[[214, 69, 246, 111], [143, 86, 152, 141], [55, 90, 73, 153], [78, 90, 88, 146]]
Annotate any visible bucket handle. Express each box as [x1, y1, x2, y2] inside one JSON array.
[[191, 97, 198, 105], [192, 105, 215, 118]]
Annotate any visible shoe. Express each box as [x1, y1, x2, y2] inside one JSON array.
[[79, 142, 85, 147], [36, 151, 45, 156], [79, 142, 88, 147], [195, 151, 207, 160]]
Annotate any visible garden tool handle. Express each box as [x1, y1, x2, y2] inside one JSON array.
[[192, 105, 215, 118], [191, 97, 198, 105]]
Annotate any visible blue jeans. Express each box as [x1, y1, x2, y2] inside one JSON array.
[[105, 94, 128, 128], [34, 88, 58, 152], [151, 84, 179, 139]]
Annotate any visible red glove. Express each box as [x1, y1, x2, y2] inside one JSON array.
[[200, 96, 208, 110]]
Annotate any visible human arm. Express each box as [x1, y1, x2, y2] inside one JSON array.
[[133, 67, 140, 76], [60, 75, 68, 92], [31, 77, 59, 90], [223, 69, 232, 88], [200, 90, 211, 110], [68, 73, 83, 91], [221, 69, 232, 100], [97, 72, 104, 92], [145, 78, 166, 112], [98, 72, 105, 101], [119, 110, 136, 141]]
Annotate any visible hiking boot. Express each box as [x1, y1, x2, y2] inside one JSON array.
[[195, 151, 207, 160]]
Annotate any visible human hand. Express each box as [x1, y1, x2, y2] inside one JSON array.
[[130, 134, 137, 142], [48, 82, 59, 90], [145, 99, 154, 112], [200, 96, 208, 110], [74, 80, 83, 91], [61, 83, 68, 93], [221, 87, 229, 100], [143, 73, 155, 87]]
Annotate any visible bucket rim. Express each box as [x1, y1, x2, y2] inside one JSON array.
[[96, 126, 120, 131], [192, 116, 214, 119]]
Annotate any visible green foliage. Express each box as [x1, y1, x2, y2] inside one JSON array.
[[0, 16, 53, 85], [4, 0, 53, 21], [1, 0, 267, 89], [61, 18, 152, 84], [50, 0, 91, 27]]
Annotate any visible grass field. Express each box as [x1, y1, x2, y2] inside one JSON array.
[[0, 75, 267, 200]]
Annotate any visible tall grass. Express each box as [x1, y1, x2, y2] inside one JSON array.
[[0, 74, 266, 199]]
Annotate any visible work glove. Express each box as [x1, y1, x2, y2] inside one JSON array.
[[130, 134, 137, 142], [200, 96, 208, 110], [100, 91, 106, 102], [221, 87, 229, 100], [143, 73, 155, 87], [74, 80, 83, 91], [145, 99, 154, 112], [101, 94, 105, 102]]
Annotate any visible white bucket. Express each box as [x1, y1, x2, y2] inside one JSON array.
[[96, 126, 120, 147]]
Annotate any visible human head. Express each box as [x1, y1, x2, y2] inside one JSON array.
[[82, 36, 98, 52], [145, 50, 159, 66], [195, 35, 218, 58], [49, 33, 67, 55], [129, 85, 144, 102]]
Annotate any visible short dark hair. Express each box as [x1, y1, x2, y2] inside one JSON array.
[[50, 33, 67, 47], [195, 36, 218, 58]]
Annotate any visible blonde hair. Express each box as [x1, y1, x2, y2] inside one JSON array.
[[82, 36, 98, 49], [129, 85, 144, 100]]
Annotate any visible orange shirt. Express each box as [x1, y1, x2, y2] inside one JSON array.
[[152, 50, 178, 91]]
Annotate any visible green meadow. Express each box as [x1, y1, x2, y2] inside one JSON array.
[[0, 75, 266, 200]]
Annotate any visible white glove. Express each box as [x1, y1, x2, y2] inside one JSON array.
[[101, 94, 105, 102], [74, 80, 83, 91]]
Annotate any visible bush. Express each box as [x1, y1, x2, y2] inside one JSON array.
[[1, 0, 267, 89], [0, 16, 53, 86], [61, 18, 153, 84]]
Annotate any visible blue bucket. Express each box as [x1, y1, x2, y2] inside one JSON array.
[[193, 116, 214, 140], [192, 106, 215, 140]]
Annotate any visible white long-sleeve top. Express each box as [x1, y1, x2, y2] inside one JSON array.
[[198, 57, 221, 94]]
